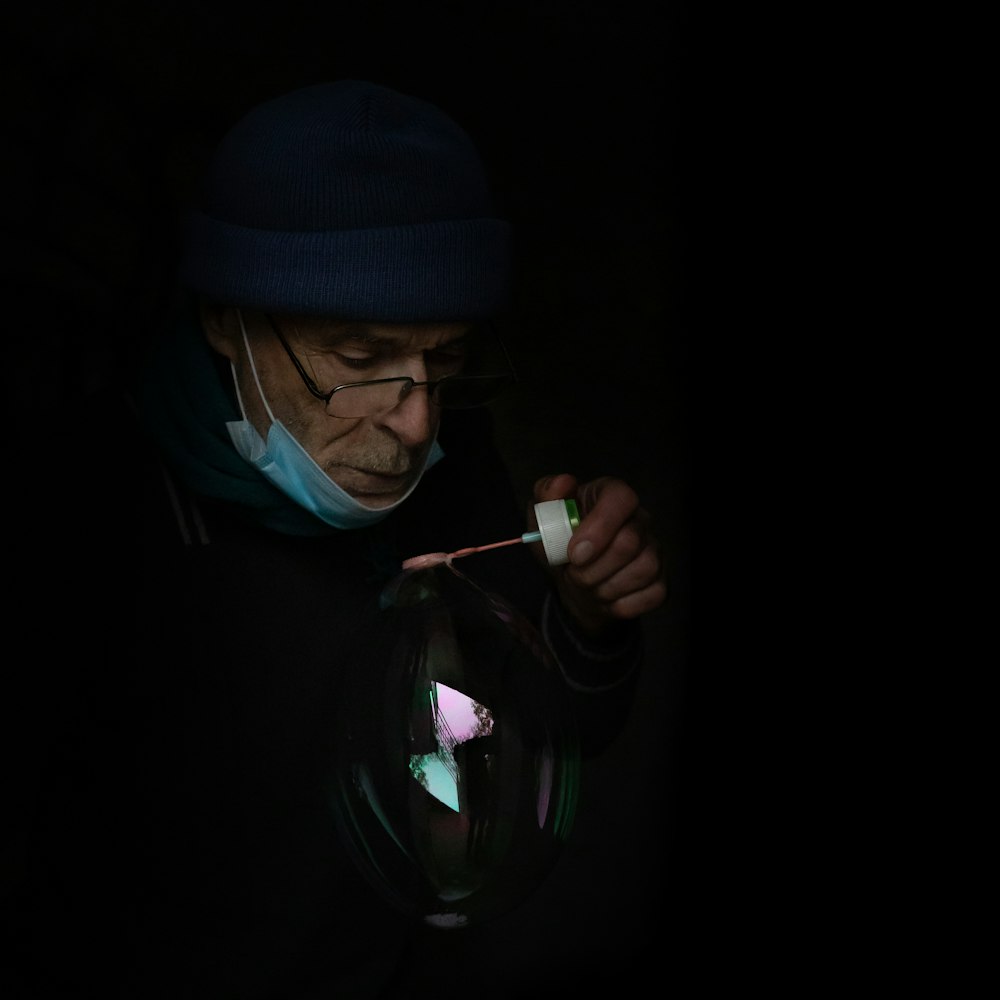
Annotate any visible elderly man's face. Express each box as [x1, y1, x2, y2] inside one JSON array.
[[203, 306, 472, 508]]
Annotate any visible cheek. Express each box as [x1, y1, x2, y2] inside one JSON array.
[[284, 402, 362, 451], [235, 356, 301, 439]]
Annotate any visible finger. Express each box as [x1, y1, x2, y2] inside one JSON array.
[[606, 578, 669, 620], [532, 473, 578, 505], [568, 478, 641, 566], [570, 541, 663, 603], [569, 502, 651, 575]]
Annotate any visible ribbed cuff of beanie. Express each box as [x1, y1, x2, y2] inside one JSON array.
[[180, 214, 511, 321]]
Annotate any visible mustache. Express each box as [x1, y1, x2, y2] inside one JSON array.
[[326, 443, 426, 477]]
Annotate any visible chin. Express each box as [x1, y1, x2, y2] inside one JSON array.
[[333, 467, 419, 508], [350, 477, 417, 508], [354, 492, 403, 510]]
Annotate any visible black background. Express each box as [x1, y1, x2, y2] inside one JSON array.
[[5, 1, 697, 990]]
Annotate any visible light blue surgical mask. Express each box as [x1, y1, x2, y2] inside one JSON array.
[[225, 310, 443, 530]]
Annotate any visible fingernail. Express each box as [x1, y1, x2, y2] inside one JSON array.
[[571, 540, 593, 565]]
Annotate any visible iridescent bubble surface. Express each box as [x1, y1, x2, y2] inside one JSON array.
[[331, 561, 580, 928]]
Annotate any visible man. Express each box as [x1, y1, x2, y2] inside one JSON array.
[[15, 79, 666, 997]]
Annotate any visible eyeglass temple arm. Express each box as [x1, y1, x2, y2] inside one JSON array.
[[491, 322, 518, 382], [265, 314, 329, 401]]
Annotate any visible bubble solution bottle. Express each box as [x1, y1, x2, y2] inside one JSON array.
[[331, 500, 582, 928]]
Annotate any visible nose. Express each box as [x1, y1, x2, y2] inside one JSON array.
[[374, 378, 437, 446]]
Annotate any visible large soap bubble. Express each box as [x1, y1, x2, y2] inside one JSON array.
[[331, 560, 581, 929]]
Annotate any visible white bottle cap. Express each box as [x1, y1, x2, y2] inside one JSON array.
[[532, 499, 580, 566]]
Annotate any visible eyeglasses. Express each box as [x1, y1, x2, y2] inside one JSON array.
[[265, 314, 517, 419]]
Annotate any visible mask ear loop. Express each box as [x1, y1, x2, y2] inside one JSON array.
[[235, 308, 279, 425]]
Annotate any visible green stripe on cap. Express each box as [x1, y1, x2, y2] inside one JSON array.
[[564, 499, 580, 531]]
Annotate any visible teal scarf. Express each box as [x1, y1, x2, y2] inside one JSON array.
[[139, 312, 341, 536]]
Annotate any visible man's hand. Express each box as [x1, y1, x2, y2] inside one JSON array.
[[531, 473, 667, 635]]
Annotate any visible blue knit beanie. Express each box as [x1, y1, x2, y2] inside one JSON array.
[[178, 80, 511, 321]]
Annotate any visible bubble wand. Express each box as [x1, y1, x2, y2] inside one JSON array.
[[402, 499, 580, 570]]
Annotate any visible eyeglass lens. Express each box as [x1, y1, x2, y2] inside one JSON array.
[[326, 373, 512, 418]]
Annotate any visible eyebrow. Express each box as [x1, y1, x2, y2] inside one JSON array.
[[322, 325, 393, 347], [319, 324, 471, 350]]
